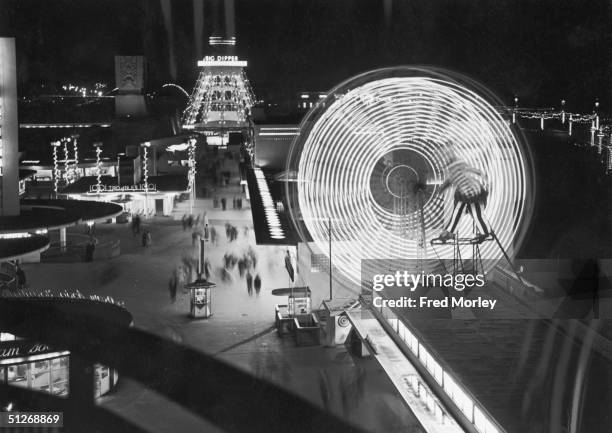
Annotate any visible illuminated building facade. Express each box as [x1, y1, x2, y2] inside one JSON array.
[[182, 36, 255, 139], [0, 38, 20, 216]]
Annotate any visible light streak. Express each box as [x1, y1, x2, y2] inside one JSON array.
[[287, 67, 534, 286]]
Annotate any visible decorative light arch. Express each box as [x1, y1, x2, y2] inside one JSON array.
[[286, 67, 535, 287]]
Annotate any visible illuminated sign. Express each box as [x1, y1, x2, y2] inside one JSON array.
[[0, 342, 52, 360], [197, 56, 248, 67], [89, 183, 156, 193], [0, 233, 31, 239]]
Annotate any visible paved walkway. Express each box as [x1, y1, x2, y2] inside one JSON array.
[[20, 152, 422, 433]]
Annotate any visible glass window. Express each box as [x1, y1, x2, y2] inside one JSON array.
[[7, 364, 28, 388], [30, 360, 50, 393], [51, 356, 69, 397]]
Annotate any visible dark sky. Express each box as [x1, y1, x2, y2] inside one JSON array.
[[3, 0, 612, 109]]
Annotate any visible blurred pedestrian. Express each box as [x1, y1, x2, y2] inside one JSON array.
[[237, 258, 247, 277], [143, 230, 152, 248], [181, 214, 187, 231], [210, 226, 217, 245], [15, 264, 26, 290], [254, 274, 261, 294], [192, 231, 200, 246], [168, 275, 177, 303], [246, 271, 253, 296], [85, 239, 96, 262], [187, 215, 194, 229]]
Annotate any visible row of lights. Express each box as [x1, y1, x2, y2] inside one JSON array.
[[385, 313, 500, 433], [20, 123, 111, 129], [0, 228, 48, 239], [253, 168, 285, 239]]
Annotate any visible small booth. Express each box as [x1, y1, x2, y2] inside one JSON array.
[[288, 288, 312, 316], [186, 279, 215, 319], [321, 298, 360, 347], [272, 287, 320, 346]]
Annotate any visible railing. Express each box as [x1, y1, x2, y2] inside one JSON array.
[[0, 297, 367, 433], [368, 299, 504, 433]]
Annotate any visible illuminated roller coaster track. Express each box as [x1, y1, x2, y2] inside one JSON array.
[[286, 67, 535, 289]]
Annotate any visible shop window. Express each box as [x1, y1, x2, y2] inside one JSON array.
[[7, 364, 28, 388], [30, 360, 50, 393], [51, 356, 69, 396]]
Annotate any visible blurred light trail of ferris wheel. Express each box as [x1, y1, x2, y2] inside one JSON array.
[[286, 66, 535, 288]]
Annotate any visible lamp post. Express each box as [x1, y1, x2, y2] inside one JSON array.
[[188, 137, 197, 215], [71, 134, 80, 181], [328, 217, 333, 301], [51, 141, 61, 198], [62, 138, 69, 184], [94, 142, 103, 198], [198, 223, 210, 279], [142, 142, 151, 218], [561, 99, 566, 124], [116, 152, 125, 186]]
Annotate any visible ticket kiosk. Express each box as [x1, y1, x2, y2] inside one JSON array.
[[186, 279, 215, 318]]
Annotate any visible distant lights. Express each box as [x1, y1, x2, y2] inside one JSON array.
[[254, 168, 285, 239], [209, 36, 236, 46], [0, 233, 32, 239], [20, 123, 111, 129]]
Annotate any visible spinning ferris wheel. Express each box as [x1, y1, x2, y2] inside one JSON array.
[[286, 66, 535, 288]]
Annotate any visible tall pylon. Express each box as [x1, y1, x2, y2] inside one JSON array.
[[182, 35, 255, 140]]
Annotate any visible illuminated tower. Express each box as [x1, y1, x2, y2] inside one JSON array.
[[0, 38, 19, 216], [182, 35, 255, 142]]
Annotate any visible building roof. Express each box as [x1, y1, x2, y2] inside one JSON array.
[[0, 235, 50, 261]]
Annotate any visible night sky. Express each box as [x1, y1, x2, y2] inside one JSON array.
[[2, 0, 611, 109]]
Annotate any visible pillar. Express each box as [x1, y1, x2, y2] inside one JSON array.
[[59, 227, 67, 252], [0, 38, 20, 216]]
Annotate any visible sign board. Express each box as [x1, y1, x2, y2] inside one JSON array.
[[89, 183, 156, 193], [0, 341, 54, 360]]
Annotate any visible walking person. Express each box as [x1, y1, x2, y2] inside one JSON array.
[[15, 264, 26, 290], [85, 239, 96, 262], [168, 274, 177, 303], [210, 226, 217, 246], [254, 274, 261, 294], [181, 214, 188, 231], [134, 214, 141, 234], [246, 271, 253, 296]]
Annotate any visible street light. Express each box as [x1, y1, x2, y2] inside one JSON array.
[[142, 142, 151, 218], [93, 142, 103, 198], [188, 137, 197, 215], [116, 152, 125, 186], [51, 141, 61, 197]]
